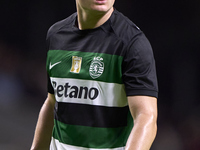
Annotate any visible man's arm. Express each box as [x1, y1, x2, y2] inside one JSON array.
[[31, 93, 56, 150], [125, 96, 157, 150]]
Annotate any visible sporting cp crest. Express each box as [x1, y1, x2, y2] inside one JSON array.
[[70, 56, 82, 73], [89, 57, 104, 79]]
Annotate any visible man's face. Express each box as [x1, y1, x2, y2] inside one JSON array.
[[76, 0, 115, 13]]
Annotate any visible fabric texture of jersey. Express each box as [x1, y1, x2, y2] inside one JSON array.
[[46, 9, 158, 150]]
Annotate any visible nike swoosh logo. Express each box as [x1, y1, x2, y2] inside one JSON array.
[[49, 61, 62, 70]]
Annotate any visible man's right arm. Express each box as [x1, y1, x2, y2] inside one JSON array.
[[31, 93, 56, 150]]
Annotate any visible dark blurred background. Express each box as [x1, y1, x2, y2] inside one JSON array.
[[0, 0, 199, 149]]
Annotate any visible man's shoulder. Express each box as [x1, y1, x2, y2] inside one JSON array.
[[47, 12, 77, 37], [110, 9, 142, 43]]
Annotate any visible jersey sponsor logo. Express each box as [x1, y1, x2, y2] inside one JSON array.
[[52, 81, 99, 100], [49, 61, 62, 70], [89, 57, 104, 79], [70, 56, 82, 73]]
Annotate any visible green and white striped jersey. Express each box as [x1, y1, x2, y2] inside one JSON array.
[[46, 9, 158, 150]]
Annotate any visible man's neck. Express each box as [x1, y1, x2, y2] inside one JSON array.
[[77, 7, 114, 30]]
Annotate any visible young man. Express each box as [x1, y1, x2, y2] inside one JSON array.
[[31, 0, 158, 150]]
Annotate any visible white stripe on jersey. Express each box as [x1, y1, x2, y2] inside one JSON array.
[[50, 137, 125, 150], [50, 77, 128, 107]]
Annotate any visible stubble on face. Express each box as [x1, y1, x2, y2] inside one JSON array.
[[76, 0, 115, 13], [75, 0, 115, 30]]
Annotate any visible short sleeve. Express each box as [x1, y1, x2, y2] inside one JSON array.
[[46, 27, 55, 94], [47, 72, 54, 94], [122, 33, 158, 98]]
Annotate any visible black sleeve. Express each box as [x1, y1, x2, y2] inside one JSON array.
[[47, 73, 55, 94], [46, 27, 54, 94], [122, 33, 158, 98]]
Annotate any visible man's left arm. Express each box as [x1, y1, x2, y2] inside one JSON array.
[[125, 96, 157, 150]]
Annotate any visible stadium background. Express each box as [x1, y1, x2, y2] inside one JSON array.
[[0, 0, 199, 149]]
